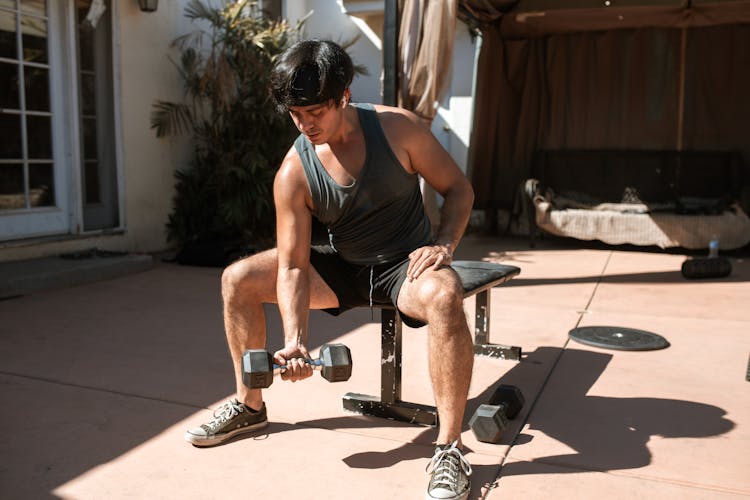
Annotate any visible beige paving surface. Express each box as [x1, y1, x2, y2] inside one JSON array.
[[0, 235, 748, 499]]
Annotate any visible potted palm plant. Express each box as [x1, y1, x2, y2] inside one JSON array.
[[151, 0, 301, 266]]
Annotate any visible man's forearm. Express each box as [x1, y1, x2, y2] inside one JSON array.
[[276, 267, 310, 347], [434, 183, 474, 253]]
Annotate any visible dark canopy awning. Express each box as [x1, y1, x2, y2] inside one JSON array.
[[456, 0, 750, 213], [459, 0, 750, 37]]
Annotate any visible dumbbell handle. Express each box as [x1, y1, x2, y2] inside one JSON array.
[[273, 357, 325, 374], [488, 399, 524, 420]]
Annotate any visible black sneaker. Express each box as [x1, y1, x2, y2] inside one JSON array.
[[425, 441, 472, 500], [184, 399, 268, 447]]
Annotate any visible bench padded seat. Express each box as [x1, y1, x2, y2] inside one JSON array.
[[452, 261, 520, 295]]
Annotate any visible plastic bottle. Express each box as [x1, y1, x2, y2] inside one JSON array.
[[708, 235, 719, 258]]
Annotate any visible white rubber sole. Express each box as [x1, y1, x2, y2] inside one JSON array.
[[184, 419, 269, 447]]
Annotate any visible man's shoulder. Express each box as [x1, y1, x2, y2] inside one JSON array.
[[274, 144, 312, 208], [276, 144, 305, 182], [368, 103, 413, 120], [281, 141, 303, 164], [366, 104, 423, 136]]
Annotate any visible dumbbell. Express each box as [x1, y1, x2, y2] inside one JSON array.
[[469, 384, 525, 443], [241, 343, 353, 389], [681, 256, 732, 279]]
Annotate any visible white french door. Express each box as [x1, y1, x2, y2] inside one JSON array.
[[0, 0, 119, 241]]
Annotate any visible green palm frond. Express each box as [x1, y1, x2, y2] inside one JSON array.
[[184, 0, 221, 25], [150, 101, 193, 137]]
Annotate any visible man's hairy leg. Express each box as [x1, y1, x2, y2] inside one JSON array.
[[398, 269, 473, 445], [221, 249, 339, 410], [221, 250, 278, 410]]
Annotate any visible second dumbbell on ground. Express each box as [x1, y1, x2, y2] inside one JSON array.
[[681, 256, 732, 279], [242, 343, 353, 389], [469, 384, 525, 443]]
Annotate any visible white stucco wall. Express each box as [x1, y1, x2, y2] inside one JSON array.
[[117, 1, 195, 252], [285, 0, 383, 105], [431, 24, 479, 174]]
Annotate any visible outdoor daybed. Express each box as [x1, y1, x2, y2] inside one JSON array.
[[525, 150, 750, 250]]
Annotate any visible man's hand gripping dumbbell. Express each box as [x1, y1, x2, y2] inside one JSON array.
[[242, 343, 353, 389]]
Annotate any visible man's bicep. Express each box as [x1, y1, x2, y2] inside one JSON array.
[[274, 165, 312, 269], [410, 130, 470, 197]]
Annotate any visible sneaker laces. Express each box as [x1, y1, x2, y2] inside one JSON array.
[[204, 399, 245, 432], [425, 440, 473, 491]]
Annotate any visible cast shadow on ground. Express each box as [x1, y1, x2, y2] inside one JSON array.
[[505, 271, 748, 285], [252, 346, 735, 499], [495, 347, 735, 479], [473, 246, 748, 284]]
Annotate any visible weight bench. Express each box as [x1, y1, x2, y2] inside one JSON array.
[[342, 260, 521, 426]]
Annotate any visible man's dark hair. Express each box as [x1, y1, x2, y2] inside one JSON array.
[[270, 39, 354, 113]]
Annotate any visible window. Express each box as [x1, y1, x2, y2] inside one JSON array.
[[0, 0, 119, 241], [0, 0, 54, 213]]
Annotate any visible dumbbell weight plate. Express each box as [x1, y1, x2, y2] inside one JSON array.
[[469, 403, 509, 443], [242, 350, 275, 389], [469, 384, 526, 444], [319, 343, 353, 382], [490, 384, 525, 420]]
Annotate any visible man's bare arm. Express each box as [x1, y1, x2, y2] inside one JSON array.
[[384, 109, 474, 280], [273, 151, 314, 380]]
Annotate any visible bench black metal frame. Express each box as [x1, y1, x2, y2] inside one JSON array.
[[342, 261, 521, 426]]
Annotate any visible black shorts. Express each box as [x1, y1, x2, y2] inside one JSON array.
[[309, 245, 425, 328]]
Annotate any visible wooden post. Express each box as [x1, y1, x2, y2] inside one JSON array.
[[383, 0, 399, 106]]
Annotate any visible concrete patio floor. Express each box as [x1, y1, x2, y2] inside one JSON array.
[[1, 235, 748, 499]]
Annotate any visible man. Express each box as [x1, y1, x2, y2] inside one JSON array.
[[184, 39, 475, 500]]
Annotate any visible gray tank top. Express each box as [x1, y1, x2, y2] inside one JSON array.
[[295, 103, 432, 265]]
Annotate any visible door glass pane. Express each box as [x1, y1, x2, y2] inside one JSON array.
[[23, 65, 48, 110], [0, 1, 16, 10], [80, 72, 95, 115], [21, 15, 45, 62], [84, 160, 99, 203], [0, 163, 24, 210], [82, 117, 97, 158], [29, 161, 53, 206], [26, 114, 51, 158], [78, 19, 93, 71], [0, 113, 22, 158], [0, 10, 17, 59], [0, 62, 19, 109]]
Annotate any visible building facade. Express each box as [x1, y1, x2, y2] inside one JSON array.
[[0, 0, 475, 262]]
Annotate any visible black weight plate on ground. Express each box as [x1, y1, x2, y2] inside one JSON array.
[[569, 326, 669, 351]]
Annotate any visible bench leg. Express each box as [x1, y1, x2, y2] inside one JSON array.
[[472, 289, 522, 360], [342, 308, 438, 426], [343, 287, 522, 425]]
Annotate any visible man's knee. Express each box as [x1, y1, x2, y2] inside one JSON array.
[[221, 261, 244, 296], [415, 271, 464, 318], [221, 251, 277, 303], [221, 262, 247, 304]]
